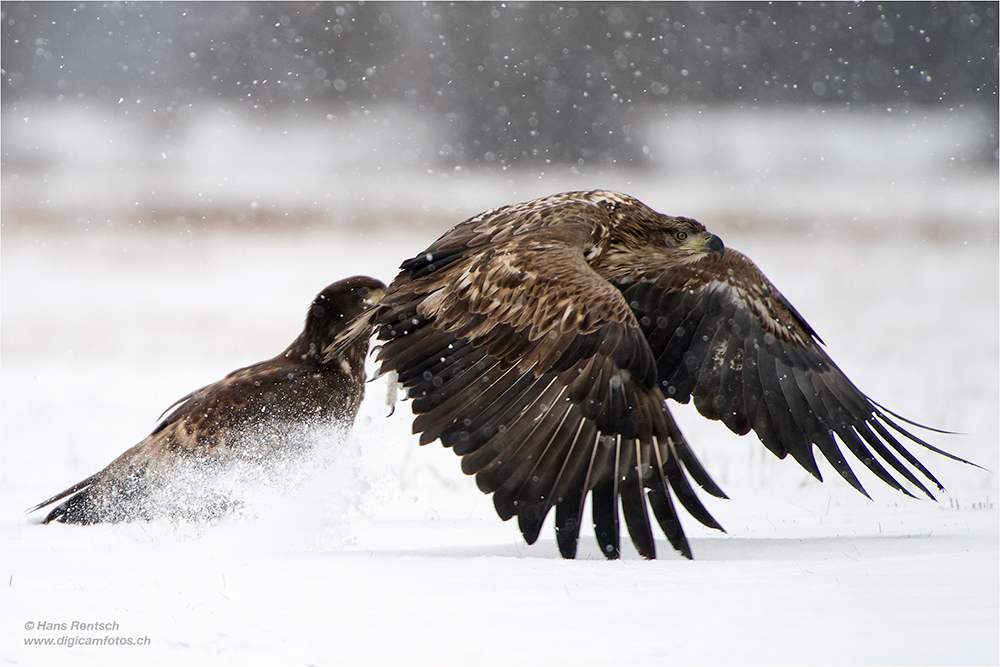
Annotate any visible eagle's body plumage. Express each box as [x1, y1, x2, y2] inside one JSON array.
[[366, 190, 966, 559], [34, 276, 386, 525]]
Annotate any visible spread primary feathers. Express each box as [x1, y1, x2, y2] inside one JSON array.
[[367, 190, 969, 560], [33, 276, 386, 525]]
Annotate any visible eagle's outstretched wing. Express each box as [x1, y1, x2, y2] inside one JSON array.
[[375, 196, 728, 559], [616, 249, 971, 499], [373, 190, 970, 560]]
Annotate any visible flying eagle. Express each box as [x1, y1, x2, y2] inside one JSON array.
[[355, 190, 969, 560], [33, 275, 386, 525]]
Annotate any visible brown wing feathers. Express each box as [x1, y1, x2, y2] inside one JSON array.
[[618, 248, 970, 503], [375, 195, 732, 559], [378, 295, 716, 558], [372, 190, 972, 560]]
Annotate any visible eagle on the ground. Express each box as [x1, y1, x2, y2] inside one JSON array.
[[33, 275, 386, 524], [348, 190, 969, 560]]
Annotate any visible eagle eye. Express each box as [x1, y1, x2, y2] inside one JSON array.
[[675, 231, 688, 242]]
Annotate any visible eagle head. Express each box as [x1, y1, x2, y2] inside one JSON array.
[[304, 276, 386, 350], [592, 193, 725, 272]]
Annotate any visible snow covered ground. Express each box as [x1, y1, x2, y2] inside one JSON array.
[[2, 115, 998, 664]]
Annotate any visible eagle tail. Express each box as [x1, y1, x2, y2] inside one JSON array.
[[41, 489, 103, 525], [27, 474, 101, 524]]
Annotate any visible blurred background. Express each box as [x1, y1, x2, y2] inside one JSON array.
[[2, 3, 998, 525], [2, 1, 997, 232], [2, 8, 998, 662]]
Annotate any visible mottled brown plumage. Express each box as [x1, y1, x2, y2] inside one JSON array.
[[365, 190, 969, 559], [33, 275, 385, 525]]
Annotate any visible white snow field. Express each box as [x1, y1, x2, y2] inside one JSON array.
[[2, 108, 998, 666]]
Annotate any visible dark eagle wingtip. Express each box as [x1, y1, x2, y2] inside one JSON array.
[[869, 398, 964, 437], [28, 474, 101, 519], [869, 404, 983, 475], [40, 504, 70, 525], [37, 489, 100, 525]]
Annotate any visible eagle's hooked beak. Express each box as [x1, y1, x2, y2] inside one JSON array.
[[705, 233, 725, 258], [685, 232, 725, 259]]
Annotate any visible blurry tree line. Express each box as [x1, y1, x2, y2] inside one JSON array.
[[3, 2, 997, 165]]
